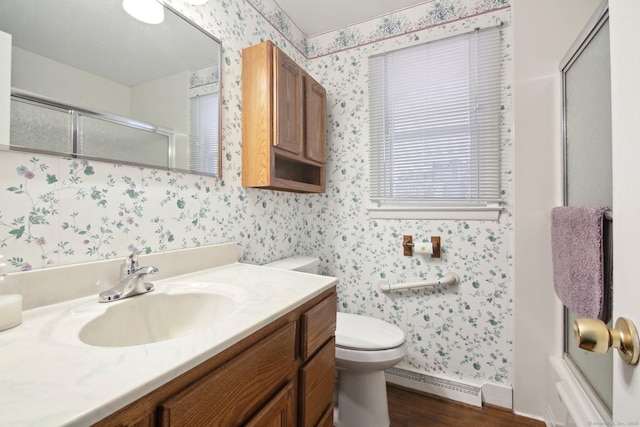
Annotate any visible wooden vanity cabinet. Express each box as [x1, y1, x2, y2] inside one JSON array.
[[157, 322, 296, 426], [242, 40, 327, 193], [299, 293, 336, 426], [93, 288, 336, 427]]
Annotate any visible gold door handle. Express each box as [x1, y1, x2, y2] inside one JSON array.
[[573, 317, 640, 365]]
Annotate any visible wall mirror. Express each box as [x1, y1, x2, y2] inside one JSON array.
[[0, 0, 221, 177]]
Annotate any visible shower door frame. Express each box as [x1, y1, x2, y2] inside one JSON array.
[[560, 1, 612, 421]]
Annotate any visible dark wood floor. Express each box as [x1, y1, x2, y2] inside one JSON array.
[[388, 385, 545, 427]]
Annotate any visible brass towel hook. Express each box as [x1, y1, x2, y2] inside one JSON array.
[[573, 317, 640, 365]]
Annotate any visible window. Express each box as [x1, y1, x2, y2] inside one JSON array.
[[189, 92, 220, 175], [368, 27, 503, 220]]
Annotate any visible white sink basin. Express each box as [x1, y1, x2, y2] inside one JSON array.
[[79, 292, 236, 347]]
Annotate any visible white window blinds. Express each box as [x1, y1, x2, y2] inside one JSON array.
[[189, 92, 220, 175], [369, 27, 503, 213]]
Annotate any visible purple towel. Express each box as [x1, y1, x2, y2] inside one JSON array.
[[551, 206, 610, 320]]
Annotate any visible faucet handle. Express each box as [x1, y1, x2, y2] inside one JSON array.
[[128, 251, 140, 271], [121, 251, 141, 279]]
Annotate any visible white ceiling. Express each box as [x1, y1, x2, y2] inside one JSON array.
[[274, 0, 427, 36]]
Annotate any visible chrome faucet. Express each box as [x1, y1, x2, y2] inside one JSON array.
[[99, 252, 158, 302]]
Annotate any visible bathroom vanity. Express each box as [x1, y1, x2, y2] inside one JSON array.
[[99, 288, 336, 426], [0, 243, 337, 426]]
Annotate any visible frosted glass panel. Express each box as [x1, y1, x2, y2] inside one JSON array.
[[78, 115, 170, 169], [565, 20, 612, 208], [563, 18, 612, 413], [10, 98, 72, 153]]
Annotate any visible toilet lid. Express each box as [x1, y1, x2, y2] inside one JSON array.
[[336, 312, 405, 350]]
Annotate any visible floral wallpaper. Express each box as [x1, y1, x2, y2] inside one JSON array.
[[189, 65, 219, 97], [297, 1, 513, 385], [0, 0, 513, 389]]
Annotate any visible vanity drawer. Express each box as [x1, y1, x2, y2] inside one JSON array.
[[300, 293, 336, 360], [299, 338, 335, 427], [158, 322, 296, 426]]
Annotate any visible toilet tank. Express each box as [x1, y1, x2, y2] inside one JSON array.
[[263, 256, 320, 274]]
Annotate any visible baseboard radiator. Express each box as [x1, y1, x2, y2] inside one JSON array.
[[385, 367, 482, 407]]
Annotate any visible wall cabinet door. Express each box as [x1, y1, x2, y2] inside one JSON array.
[[304, 75, 326, 163], [274, 48, 304, 156]]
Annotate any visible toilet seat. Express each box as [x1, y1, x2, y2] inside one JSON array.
[[336, 312, 405, 350], [336, 344, 407, 370]]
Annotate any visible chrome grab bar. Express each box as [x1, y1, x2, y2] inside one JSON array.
[[377, 272, 460, 292]]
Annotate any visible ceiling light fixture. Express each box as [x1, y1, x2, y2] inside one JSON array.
[[122, 0, 165, 24]]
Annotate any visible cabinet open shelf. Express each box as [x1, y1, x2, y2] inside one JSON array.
[[273, 155, 325, 192]]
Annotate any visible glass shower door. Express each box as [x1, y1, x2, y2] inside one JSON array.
[[562, 9, 612, 417], [10, 97, 73, 154]]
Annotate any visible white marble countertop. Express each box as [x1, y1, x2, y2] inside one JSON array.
[[0, 262, 337, 426]]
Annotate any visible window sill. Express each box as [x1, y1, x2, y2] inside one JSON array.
[[367, 205, 502, 221]]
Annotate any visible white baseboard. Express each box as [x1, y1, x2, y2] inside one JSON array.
[[481, 382, 513, 409], [545, 405, 565, 427], [550, 356, 605, 427]]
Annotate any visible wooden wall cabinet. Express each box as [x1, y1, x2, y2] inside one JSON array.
[[242, 40, 327, 193], [93, 288, 336, 427]]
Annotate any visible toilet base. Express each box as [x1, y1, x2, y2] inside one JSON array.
[[334, 369, 390, 427]]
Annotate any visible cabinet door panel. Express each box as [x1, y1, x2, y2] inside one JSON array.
[[245, 381, 295, 427], [158, 322, 296, 427], [304, 75, 326, 163], [299, 339, 335, 427], [274, 48, 303, 156], [316, 407, 334, 427]]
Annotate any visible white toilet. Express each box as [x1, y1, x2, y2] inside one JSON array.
[[264, 256, 407, 427]]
